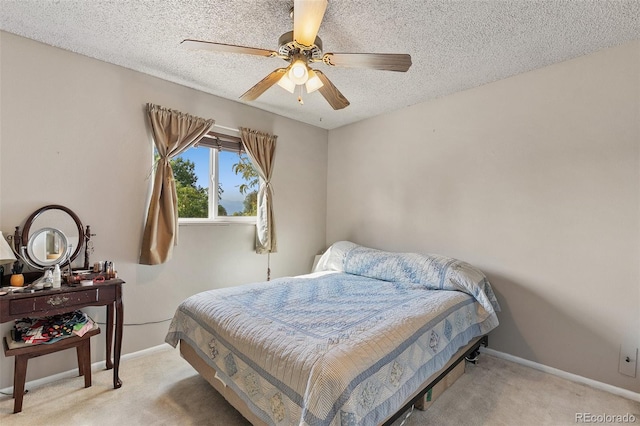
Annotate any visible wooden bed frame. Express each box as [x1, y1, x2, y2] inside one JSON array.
[[179, 335, 488, 425]]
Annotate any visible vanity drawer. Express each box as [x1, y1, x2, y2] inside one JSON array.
[[10, 289, 99, 316]]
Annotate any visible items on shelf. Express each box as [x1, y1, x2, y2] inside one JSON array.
[[12, 310, 95, 345]]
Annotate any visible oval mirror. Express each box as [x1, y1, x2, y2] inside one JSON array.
[[26, 227, 69, 267], [21, 205, 85, 268]]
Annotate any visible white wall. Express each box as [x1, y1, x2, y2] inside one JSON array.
[[0, 32, 328, 388], [327, 41, 640, 392]]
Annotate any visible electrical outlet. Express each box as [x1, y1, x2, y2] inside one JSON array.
[[619, 345, 638, 378]]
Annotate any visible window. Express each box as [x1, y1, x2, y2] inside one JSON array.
[[171, 132, 258, 222]]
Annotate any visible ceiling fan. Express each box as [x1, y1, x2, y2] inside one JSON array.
[[181, 0, 412, 110]]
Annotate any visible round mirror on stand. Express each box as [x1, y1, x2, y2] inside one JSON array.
[[15, 205, 85, 270], [25, 227, 69, 267]]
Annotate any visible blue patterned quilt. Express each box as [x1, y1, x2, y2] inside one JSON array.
[[166, 242, 500, 425]]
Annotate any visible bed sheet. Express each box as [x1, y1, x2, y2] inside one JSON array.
[[166, 272, 498, 425]]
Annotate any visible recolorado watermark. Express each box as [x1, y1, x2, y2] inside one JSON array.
[[576, 413, 637, 423]]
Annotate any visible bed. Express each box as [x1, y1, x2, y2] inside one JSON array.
[[166, 241, 500, 425]]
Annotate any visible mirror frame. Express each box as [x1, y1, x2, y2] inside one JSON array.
[[21, 204, 85, 267]]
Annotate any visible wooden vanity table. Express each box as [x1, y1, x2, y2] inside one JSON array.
[[1, 204, 123, 412], [0, 278, 124, 389]]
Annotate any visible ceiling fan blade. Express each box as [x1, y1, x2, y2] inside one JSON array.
[[313, 70, 350, 110], [181, 39, 277, 57], [293, 0, 328, 47], [240, 67, 290, 102], [322, 53, 412, 72]]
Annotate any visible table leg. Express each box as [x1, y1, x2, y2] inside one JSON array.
[[79, 340, 92, 388], [113, 284, 123, 389], [13, 355, 27, 413], [105, 303, 114, 370], [76, 346, 84, 376]]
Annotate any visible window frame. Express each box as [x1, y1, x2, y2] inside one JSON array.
[[177, 132, 257, 226]]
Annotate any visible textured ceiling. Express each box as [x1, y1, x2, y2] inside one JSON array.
[[1, 1, 638, 130]]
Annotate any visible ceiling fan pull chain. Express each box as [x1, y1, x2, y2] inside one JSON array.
[[298, 85, 304, 105]]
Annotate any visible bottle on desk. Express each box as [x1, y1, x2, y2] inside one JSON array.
[[52, 264, 61, 288]]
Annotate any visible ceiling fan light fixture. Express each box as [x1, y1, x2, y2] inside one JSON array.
[[289, 59, 309, 85], [305, 69, 324, 93], [277, 73, 296, 93]]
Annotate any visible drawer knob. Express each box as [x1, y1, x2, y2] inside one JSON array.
[[46, 296, 70, 306]]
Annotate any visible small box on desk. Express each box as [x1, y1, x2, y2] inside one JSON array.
[[415, 360, 465, 410]]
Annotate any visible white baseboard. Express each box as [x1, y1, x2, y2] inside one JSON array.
[[0, 343, 173, 395], [480, 347, 640, 402]]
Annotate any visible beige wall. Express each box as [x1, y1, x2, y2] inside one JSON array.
[[327, 41, 640, 392], [0, 32, 328, 388]]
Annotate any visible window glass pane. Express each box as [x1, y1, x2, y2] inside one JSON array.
[[218, 151, 258, 217], [171, 146, 258, 220], [173, 147, 209, 218]]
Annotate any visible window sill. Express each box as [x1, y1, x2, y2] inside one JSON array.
[[179, 218, 256, 226]]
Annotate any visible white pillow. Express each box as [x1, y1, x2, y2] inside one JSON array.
[[312, 241, 358, 272]]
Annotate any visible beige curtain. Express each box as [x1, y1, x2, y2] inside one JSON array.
[[240, 127, 277, 254], [140, 104, 214, 265]]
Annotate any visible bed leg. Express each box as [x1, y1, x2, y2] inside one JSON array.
[[465, 349, 480, 364], [481, 335, 489, 347], [465, 335, 488, 364]]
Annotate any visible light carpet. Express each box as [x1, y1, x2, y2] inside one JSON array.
[[0, 345, 637, 425]]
